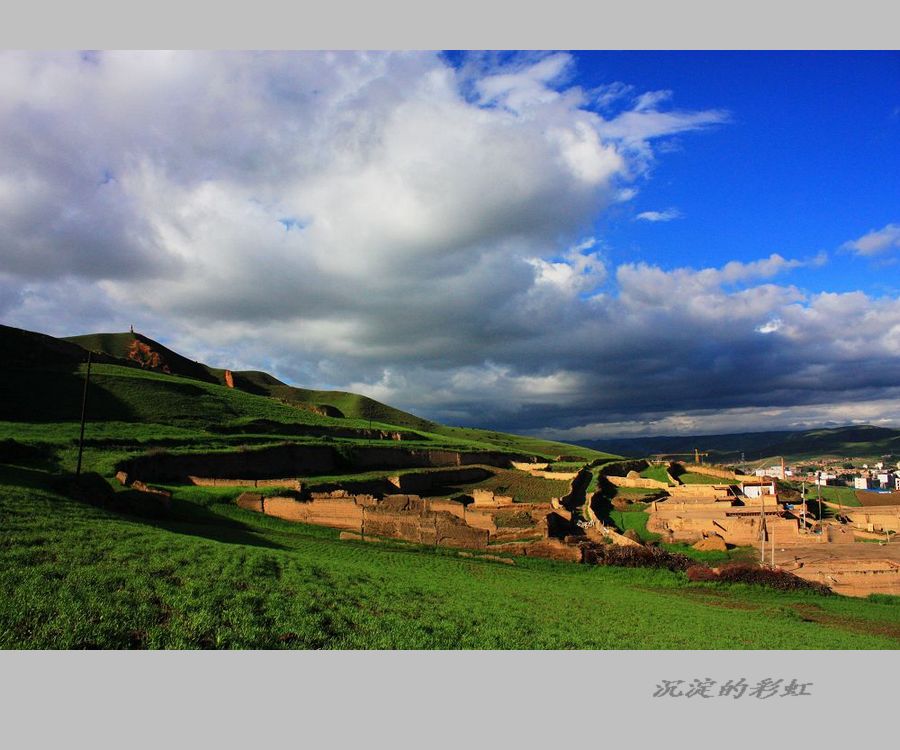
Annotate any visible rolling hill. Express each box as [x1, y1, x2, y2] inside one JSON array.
[[1, 323, 605, 462]]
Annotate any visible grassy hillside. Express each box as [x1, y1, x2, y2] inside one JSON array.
[[1, 324, 617, 492], [63, 330, 439, 428]]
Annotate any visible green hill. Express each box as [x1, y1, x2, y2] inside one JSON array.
[[63, 330, 439, 430], [2, 323, 606, 462]]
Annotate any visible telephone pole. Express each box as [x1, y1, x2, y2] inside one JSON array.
[[759, 485, 766, 565], [801, 481, 807, 532], [75, 351, 92, 478], [817, 480, 823, 530]]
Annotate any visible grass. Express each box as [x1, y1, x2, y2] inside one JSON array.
[[443, 468, 572, 503], [790, 483, 862, 508], [640, 464, 672, 485], [608, 510, 661, 543], [661, 543, 759, 565], [678, 472, 730, 485], [2, 463, 900, 649]]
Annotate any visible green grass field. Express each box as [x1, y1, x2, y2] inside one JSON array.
[[678, 472, 729, 485], [2, 463, 899, 649], [791, 483, 862, 507], [640, 464, 672, 484]]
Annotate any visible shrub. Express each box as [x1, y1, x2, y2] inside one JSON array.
[[686, 565, 719, 582], [581, 543, 694, 572], [715, 564, 832, 594]]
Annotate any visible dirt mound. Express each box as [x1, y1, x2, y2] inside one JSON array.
[[692, 535, 727, 552], [856, 490, 900, 506]]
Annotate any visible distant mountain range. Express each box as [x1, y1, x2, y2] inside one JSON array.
[[578, 425, 900, 463]]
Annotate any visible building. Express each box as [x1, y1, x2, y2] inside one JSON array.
[[854, 476, 872, 490], [741, 478, 777, 499]]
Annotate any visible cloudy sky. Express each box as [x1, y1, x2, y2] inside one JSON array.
[[1, 50, 899, 440]]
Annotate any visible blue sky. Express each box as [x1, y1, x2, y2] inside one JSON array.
[[1, 50, 898, 438], [571, 51, 900, 297]]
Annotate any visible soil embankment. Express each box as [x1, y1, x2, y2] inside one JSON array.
[[119, 444, 525, 483]]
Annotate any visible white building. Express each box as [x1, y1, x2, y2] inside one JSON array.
[[755, 465, 784, 479], [877, 472, 891, 487], [815, 472, 837, 486], [742, 479, 777, 498], [854, 476, 872, 490]]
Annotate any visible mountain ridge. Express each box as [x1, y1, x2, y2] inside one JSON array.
[[579, 424, 900, 462]]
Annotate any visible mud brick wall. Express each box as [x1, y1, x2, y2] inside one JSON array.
[[263, 496, 365, 530], [188, 476, 302, 490], [236, 492, 264, 512], [606, 475, 670, 489], [122, 444, 339, 482], [667, 484, 733, 499], [527, 469, 580, 480], [844, 507, 900, 532], [740, 494, 782, 510], [363, 503, 488, 549], [247, 492, 488, 548], [462, 508, 498, 532], [471, 489, 515, 507], [648, 511, 802, 546], [348, 448, 519, 471], [426, 498, 467, 519], [482, 538, 581, 561], [597, 459, 649, 477], [386, 467, 492, 494], [121, 444, 526, 484], [655, 499, 734, 511], [679, 463, 741, 481]]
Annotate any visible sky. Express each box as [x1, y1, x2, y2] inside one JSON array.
[[1, 50, 899, 440]]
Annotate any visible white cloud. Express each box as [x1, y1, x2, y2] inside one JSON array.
[[842, 223, 900, 256], [635, 208, 682, 222], [756, 318, 783, 334]]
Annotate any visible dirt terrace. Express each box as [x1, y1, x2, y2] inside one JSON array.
[[775, 542, 900, 597]]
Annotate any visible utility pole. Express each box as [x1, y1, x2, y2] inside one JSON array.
[[759, 485, 766, 565], [817, 480, 823, 530], [771, 520, 775, 568], [801, 481, 806, 532], [75, 351, 92, 478]]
